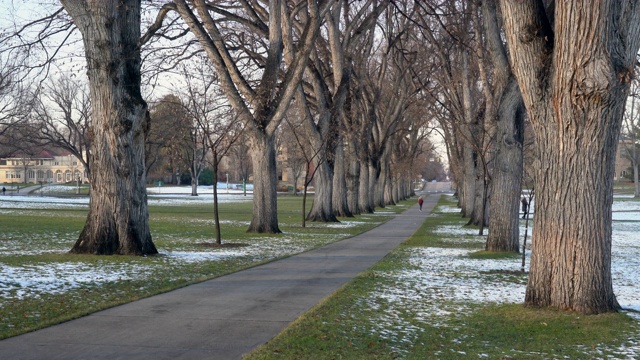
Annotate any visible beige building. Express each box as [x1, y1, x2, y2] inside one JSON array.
[[0, 149, 88, 184]]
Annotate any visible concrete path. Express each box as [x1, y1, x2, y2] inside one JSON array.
[[0, 194, 440, 360]]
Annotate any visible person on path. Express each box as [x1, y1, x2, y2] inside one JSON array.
[[1, 186, 5, 195], [521, 197, 529, 219], [418, 196, 424, 211]]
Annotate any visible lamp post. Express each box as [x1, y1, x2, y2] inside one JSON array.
[[226, 173, 229, 193]]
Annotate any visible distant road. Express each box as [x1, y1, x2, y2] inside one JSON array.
[[423, 181, 453, 193]]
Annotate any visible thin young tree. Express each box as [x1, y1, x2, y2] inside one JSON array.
[[284, 115, 325, 228], [181, 60, 244, 244], [499, 0, 640, 314]]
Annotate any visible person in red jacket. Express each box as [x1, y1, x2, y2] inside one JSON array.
[[418, 196, 424, 211]]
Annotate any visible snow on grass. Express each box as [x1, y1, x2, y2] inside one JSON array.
[[1, 190, 639, 356], [325, 221, 368, 228], [0, 185, 253, 210], [0, 187, 367, 302], [1, 261, 152, 300], [355, 197, 640, 358], [0, 196, 89, 209], [0, 234, 319, 301]]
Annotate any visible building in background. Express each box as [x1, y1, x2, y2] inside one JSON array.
[[0, 149, 88, 184]]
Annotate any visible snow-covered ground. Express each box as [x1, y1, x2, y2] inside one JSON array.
[[0, 185, 337, 301], [0, 185, 253, 209], [359, 195, 640, 358]]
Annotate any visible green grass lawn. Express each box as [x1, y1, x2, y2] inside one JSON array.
[[245, 195, 640, 359], [0, 194, 409, 339], [2, 194, 639, 358]]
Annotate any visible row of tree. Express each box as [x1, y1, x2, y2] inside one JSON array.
[[421, 0, 640, 315], [2, 0, 640, 315], [0, 1, 437, 249]]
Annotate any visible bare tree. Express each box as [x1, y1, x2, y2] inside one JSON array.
[[499, 0, 640, 314], [31, 75, 92, 178], [622, 78, 640, 197], [472, 0, 526, 250], [276, 112, 307, 196], [142, 0, 330, 233], [283, 115, 325, 227], [0, 59, 33, 139], [2, 1, 157, 255], [227, 134, 252, 196], [288, 0, 387, 221], [181, 59, 244, 243], [62, 0, 157, 255], [147, 94, 192, 185], [411, 1, 485, 223]]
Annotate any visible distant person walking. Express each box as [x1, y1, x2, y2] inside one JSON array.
[[418, 196, 424, 211], [521, 197, 529, 219], [2, 186, 5, 195]]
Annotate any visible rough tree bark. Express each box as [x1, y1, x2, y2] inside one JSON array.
[[479, 0, 526, 252], [332, 137, 352, 217], [499, 0, 640, 314], [63, 0, 157, 255], [485, 79, 525, 252]]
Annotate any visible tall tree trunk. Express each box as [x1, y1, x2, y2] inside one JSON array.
[[346, 141, 360, 215], [307, 160, 338, 222], [486, 80, 525, 252], [247, 132, 280, 233], [369, 162, 382, 209], [480, 0, 526, 252], [191, 153, 199, 196], [500, 0, 640, 313], [634, 160, 639, 198], [358, 160, 374, 213], [460, 146, 477, 217], [459, 51, 478, 218], [64, 0, 157, 255], [380, 149, 394, 206], [467, 164, 486, 227], [332, 138, 353, 217]]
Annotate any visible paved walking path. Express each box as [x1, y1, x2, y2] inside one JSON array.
[[0, 194, 440, 360]]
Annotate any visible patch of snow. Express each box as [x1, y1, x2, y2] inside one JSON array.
[[355, 198, 640, 358]]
